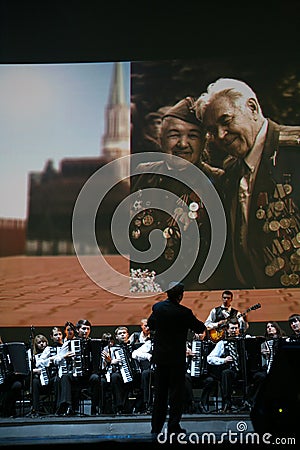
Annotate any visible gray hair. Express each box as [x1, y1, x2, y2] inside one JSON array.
[[195, 78, 262, 121]]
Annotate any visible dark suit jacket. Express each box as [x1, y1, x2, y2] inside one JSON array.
[[130, 161, 221, 291], [221, 119, 300, 288], [147, 297, 206, 366]]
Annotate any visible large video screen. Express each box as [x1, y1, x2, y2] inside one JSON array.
[[0, 56, 299, 330]]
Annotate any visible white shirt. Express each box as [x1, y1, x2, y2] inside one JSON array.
[[132, 340, 152, 361]]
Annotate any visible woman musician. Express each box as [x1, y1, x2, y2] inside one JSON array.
[[27, 334, 53, 416]]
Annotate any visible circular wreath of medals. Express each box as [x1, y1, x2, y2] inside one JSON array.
[[130, 191, 204, 262], [256, 176, 300, 286]]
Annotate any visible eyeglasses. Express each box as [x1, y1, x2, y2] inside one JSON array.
[[223, 296, 231, 300]]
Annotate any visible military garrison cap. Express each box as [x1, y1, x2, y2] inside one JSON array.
[[163, 97, 200, 126]]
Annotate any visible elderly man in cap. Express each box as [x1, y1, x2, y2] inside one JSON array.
[[147, 281, 206, 438], [130, 97, 223, 291]]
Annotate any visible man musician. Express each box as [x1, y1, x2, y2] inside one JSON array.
[[50, 319, 101, 416], [186, 330, 215, 413], [103, 326, 141, 414], [207, 318, 247, 413], [205, 290, 248, 343]]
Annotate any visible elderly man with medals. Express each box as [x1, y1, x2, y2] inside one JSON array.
[[195, 78, 300, 289]]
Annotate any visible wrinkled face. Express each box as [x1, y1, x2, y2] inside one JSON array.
[[161, 117, 204, 168], [202, 95, 260, 158], [116, 329, 129, 344], [227, 324, 240, 337]]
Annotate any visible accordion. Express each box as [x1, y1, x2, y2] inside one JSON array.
[[190, 340, 214, 377], [0, 342, 30, 384], [114, 345, 141, 384]]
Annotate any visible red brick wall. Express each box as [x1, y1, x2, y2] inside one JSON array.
[[0, 218, 26, 256]]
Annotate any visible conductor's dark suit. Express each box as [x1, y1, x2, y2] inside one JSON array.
[[148, 296, 205, 434]]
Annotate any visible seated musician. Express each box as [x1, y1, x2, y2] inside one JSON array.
[[0, 339, 27, 418], [63, 322, 76, 342], [287, 313, 300, 340], [105, 326, 140, 414], [129, 318, 151, 345], [207, 318, 244, 413], [35, 326, 64, 413], [99, 332, 115, 414], [27, 334, 53, 417], [132, 335, 154, 413], [186, 330, 215, 413], [50, 319, 101, 416], [205, 291, 248, 343], [247, 321, 287, 408]]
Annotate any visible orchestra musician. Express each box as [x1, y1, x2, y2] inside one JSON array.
[[205, 290, 248, 343], [287, 314, 300, 340], [99, 332, 115, 414], [27, 334, 52, 417], [129, 318, 151, 345], [247, 321, 287, 408], [63, 322, 76, 342], [207, 318, 245, 413], [52, 319, 101, 416], [104, 326, 141, 414], [186, 330, 215, 413], [131, 334, 154, 414], [35, 326, 64, 413], [0, 339, 29, 418]]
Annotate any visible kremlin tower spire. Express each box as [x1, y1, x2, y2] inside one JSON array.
[[102, 62, 130, 164]]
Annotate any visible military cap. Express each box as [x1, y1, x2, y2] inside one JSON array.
[[162, 97, 200, 126]]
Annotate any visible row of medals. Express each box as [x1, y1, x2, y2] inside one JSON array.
[[256, 182, 300, 286], [131, 193, 201, 261]]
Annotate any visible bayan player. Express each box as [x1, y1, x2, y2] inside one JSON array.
[[107, 326, 141, 414]]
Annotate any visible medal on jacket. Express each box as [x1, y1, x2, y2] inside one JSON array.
[[256, 192, 268, 220], [131, 229, 141, 239], [280, 273, 290, 286], [142, 213, 154, 226], [164, 247, 175, 260], [289, 273, 299, 285]]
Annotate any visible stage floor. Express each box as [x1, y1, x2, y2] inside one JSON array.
[[0, 411, 253, 448]]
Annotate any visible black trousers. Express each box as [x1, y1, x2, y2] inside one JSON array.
[[59, 373, 100, 412], [151, 363, 185, 434], [220, 368, 239, 405], [110, 371, 131, 413], [0, 378, 23, 417]]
